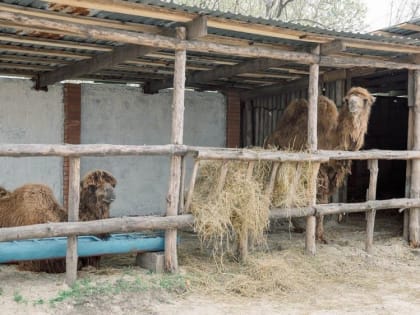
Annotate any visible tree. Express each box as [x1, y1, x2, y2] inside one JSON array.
[[388, 0, 420, 26], [168, 0, 368, 32]]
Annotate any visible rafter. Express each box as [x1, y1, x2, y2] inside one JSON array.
[[145, 58, 288, 93], [36, 44, 156, 89]]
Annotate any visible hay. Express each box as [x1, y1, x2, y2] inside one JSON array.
[[189, 160, 270, 263], [188, 149, 319, 263], [271, 161, 318, 209]]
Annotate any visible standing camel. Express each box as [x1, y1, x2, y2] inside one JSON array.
[[265, 87, 376, 241]]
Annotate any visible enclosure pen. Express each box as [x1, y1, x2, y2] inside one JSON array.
[[0, 0, 419, 286]]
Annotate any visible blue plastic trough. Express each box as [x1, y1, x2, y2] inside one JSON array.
[[0, 232, 165, 264]]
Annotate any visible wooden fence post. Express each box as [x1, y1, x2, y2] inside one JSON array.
[[405, 71, 415, 241], [165, 27, 186, 272], [365, 159, 378, 254], [410, 69, 420, 247], [306, 45, 320, 256], [65, 157, 80, 285]]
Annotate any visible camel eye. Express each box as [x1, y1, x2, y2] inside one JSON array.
[[88, 185, 96, 193], [363, 99, 368, 106]]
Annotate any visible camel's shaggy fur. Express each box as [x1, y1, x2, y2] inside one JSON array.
[[0, 170, 117, 273], [265, 87, 375, 240]]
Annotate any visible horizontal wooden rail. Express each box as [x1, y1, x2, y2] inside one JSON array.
[[1, 198, 420, 242], [1, 144, 420, 161], [0, 144, 189, 157], [195, 149, 420, 162], [271, 197, 420, 218]]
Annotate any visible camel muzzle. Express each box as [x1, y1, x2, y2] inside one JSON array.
[[102, 186, 116, 204]]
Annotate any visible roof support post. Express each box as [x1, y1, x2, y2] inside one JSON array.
[[65, 157, 80, 285], [305, 45, 320, 256], [165, 27, 187, 273], [409, 69, 420, 247]]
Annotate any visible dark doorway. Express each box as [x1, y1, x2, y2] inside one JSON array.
[[347, 96, 408, 202]]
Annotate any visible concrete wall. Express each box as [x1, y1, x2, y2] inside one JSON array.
[[81, 84, 226, 216], [0, 79, 63, 201]]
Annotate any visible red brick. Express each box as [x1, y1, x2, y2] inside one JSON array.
[[63, 83, 81, 210]]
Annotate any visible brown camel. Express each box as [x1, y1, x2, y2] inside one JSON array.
[[265, 87, 376, 241], [0, 170, 117, 273]]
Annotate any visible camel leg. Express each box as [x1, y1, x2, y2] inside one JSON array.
[[316, 193, 329, 243], [316, 215, 327, 243], [291, 218, 305, 233]]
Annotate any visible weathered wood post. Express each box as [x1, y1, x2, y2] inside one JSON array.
[[66, 157, 80, 285], [410, 70, 420, 247], [365, 159, 378, 254], [306, 45, 320, 255], [165, 27, 186, 272], [405, 71, 415, 241]]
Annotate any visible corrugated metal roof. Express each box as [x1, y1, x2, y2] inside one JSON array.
[[0, 0, 418, 91]]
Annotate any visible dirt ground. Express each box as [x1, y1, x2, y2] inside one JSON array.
[[1, 211, 420, 315]]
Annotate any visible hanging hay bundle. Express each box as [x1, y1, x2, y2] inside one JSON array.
[[272, 161, 318, 209], [188, 148, 320, 263], [189, 160, 270, 262]]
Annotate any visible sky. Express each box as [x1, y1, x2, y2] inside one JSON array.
[[364, 0, 394, 32]]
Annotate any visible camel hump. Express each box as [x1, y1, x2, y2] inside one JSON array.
[[12, 184, 61, 210], [318, 95, 339, 134]]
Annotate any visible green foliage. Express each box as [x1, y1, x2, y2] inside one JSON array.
[[33, 299, 45, 305], [13, 291, 26, 304], [49, 274, 188, 305]]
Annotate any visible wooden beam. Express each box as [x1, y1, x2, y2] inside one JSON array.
[[1, 11, 419, 73], [4, 198, 420, 242], [0, 55, 72, 65], [165, 27, 186, 273], [38, 0, 420, 54], [36, 44, 156, 89], [405, 71, 415, 241], [186, 15, 207, 40], [410, 69, 420, 247], [147, 58, 287, 93], [66, 157, 80, 286], [343, 38, 420, 55], [306, 45, 320, 256], [366, 159, 378, 254], [399, 23, 420, 32], [240, 68, 348, 99], [0, 34, 111, 52], [0, 2, 167, 34], [320, 55, 420, 70], [321, 40, 346, 55], [0, 44, 91, 59]]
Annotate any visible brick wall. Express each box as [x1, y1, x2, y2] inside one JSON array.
[[63, 84, 81, 210], [226, 90, 241, 148]]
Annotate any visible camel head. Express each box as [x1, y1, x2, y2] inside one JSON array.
[[0, 186, 10, 198], [80, 170, 117, 220], [343, 87, 375, 117], [337, 87, 376, 151]]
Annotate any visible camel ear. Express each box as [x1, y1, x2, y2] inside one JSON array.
[[371, 96, 376, 104]]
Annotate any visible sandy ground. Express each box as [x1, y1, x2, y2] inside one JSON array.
[[1, 212, 420, 315]]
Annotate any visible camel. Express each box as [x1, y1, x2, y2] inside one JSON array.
[[265, 87, 376, 241], [0, 170, 117, 273]]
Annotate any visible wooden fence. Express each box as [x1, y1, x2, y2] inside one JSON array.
[[1, 144, 420, 282]]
